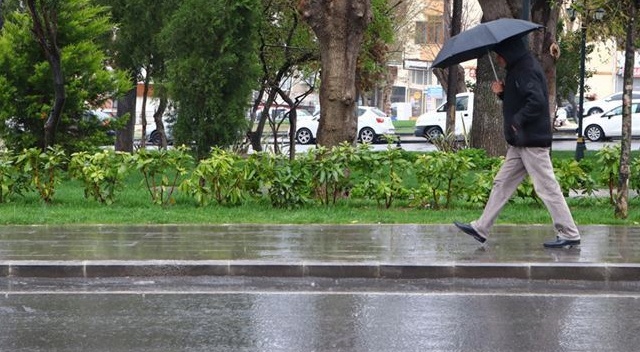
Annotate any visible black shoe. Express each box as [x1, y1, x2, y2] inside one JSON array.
[[543, 237, 581, 248], [454, 221, 486, 243]]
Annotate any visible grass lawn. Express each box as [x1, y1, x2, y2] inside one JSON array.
[[0, 171, 637, 226]]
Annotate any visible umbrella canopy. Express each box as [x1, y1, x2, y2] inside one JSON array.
[[432, 18, 544, 70]]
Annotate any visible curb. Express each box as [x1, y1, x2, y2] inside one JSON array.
[[3, 260, 640, 282]]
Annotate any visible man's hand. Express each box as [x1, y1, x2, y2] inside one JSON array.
[[491, 80, 504, 95]]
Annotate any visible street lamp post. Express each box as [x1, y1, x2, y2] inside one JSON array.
[[566, 4, 605, 161]]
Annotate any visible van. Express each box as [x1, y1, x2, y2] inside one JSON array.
[[413, 92, 474, 141]]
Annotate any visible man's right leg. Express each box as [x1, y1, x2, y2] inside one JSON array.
[[470, 147, 527, 238]]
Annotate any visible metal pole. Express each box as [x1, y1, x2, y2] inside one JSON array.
[[575, 25, 587, 161]]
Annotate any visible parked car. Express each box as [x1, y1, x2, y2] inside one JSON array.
[[145, 112, 175, 146], [582, 102, 640, 141], [295, 106, 396, 144], [147, 124, 173, 145], [581, 91, 640, 116], [415, 92, 574, 141], [413, 92, 474, 141], [255, 106, 314, 122]]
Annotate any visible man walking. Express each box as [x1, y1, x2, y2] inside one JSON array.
[[454, 37, 580, 249]]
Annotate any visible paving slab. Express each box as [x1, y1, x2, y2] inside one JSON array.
[[0, 224, 639, 281]]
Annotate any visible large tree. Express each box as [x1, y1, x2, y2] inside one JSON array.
[[298, 0, 372, 147], [0, 0, 129, 153], [161, 0, 261, 160]]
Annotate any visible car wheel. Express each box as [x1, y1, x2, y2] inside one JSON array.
[[149, 130, 162, 145], [358, 127, 376, 144], [424, 126, 443, 142], [584, 124, 604, 141], [296, 128, 314, 145], [587, 107, 603, 115]]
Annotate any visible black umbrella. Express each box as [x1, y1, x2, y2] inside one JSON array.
[[432, 18, 543, 79]]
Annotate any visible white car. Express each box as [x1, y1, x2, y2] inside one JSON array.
[[582, 102, 640, 141], [295, 106, 396, 144], [413, 92, 474, 141], [581, 91, 640, 116], [415, 92, 578, 141]]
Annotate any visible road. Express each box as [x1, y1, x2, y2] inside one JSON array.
[[2, 277, 640, 351], [286, 135, 640, 154]]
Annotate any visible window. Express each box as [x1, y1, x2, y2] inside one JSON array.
[[426, 16, 444, 44], [409, 69, 433, 86], [415, 22, 427, 44], [456, 96, 469, 111], [415, 17, 444, 45]]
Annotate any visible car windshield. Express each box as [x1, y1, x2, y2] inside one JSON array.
[[367, 107, 386, 117], [436, 96, 468, 112], [604, 103, 640, 116]]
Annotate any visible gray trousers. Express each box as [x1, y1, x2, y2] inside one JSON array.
[[471, 146, 580, 240]]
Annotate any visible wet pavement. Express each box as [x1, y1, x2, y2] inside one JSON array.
[[0, 224, 639, 281], [2, 224, 640, 351], [2, 276, 640, 351]]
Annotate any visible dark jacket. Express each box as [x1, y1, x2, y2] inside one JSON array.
[[494, 39, 552, 147]]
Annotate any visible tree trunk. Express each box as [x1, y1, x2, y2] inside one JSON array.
[[531, 1, 561, 130], [472, 54, 507, 156], [299, 0, 372, 147], [115, 87, 136, 152], [140, 75, 151, 148], [249, 87, 279, 152], [27, 0, 65, 150], [615, 3, 636, 219], [473, 0, 519, 156], [153, 96, 169, 149], [44, 57, 65, 149]]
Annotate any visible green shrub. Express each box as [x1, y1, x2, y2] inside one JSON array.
[[181, 147, 249, 206], [69, 150, 132, 204], [552, 158, 595, 197], [132, 146, 194, 205], [15, 146, 66, 203], [412, 150, 474, 209], [0, 151, 28, 203], [351, 146, 411, 208], [595, 145, 620, 204], [308, 144, 355, 205]]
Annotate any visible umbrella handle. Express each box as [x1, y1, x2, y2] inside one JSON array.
[[488, 53, 499, 81]]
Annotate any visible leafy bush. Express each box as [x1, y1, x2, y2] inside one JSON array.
[[412, 150, 474, 209], [552, 158, 595, 197], [0, 151, 28, 203], [132, 146, 194, 205], [351, 146, 411, 208], [15, 146, 66, 203], [595, 145, 620, 204], [69, 150, 132, 204], [181, 148, 250, 206], [308, 143, 358, 205]]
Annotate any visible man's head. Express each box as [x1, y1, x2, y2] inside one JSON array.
[[493, 37, 529, 66]]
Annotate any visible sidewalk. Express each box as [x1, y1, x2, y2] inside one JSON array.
[[0, 224, 638, 281]]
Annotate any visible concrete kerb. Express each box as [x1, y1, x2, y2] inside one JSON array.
[[3, 260, 640, 282]]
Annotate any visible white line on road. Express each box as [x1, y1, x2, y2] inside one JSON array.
[[3, 290, 640, 298]]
